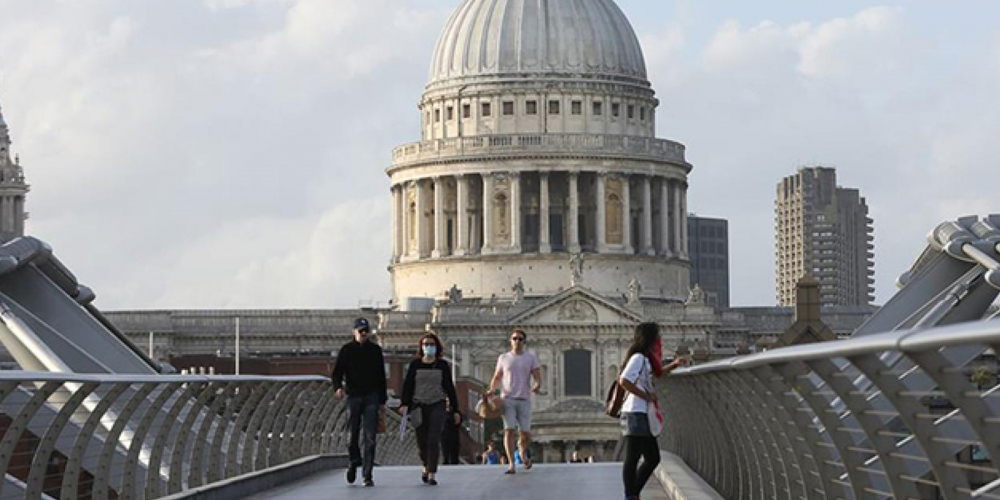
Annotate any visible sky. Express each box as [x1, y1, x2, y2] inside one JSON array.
[[0, 0, 998, 310]]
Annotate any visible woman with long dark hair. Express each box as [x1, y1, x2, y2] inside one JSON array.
[[399, 333, 460, 486], [618, 322, 686, 500]]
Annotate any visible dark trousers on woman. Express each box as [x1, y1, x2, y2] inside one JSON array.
[[414, 401, 447, 473], [347, 392, 380, 479], [622, 412, 661, 498]]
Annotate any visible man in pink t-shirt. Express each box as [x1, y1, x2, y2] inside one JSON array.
[[489, 328, 541, 474]]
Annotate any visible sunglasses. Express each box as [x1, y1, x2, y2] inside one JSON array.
[[421, 342, 436, 346], [511, 337, 525, 342]]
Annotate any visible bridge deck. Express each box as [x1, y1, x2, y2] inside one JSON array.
[[247, 463, 668, 500]]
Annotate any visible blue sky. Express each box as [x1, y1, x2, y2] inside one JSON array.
[[1, 0, 998, 308]]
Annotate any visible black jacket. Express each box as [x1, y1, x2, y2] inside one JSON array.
[[400, 358, 459, 413], [331, 340, 388, 403]]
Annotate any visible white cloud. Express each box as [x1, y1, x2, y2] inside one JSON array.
[[797, 6, 904, 78], [651, 5, 1000, 305], [3, 1, 999, 311]]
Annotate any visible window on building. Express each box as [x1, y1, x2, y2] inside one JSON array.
[[563, 349, 592, 396], [482, 102, 492, 117], [434, 109, 441, 122], [462, 104, 471, 119], [627, 105, 635, 119], [571, 100, 582, 115], [446, 106, 454, 121], [548, 100, 560, 114], [593, 101, 603, 116], [502, 101, 514, 116], [611, 103, 620, 117], [640, 107, 646, 121]]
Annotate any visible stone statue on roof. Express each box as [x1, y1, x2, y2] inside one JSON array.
[[512, 277, 525, 304], [569, 253, 584, 287]]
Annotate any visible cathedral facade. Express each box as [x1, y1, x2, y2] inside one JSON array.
[[379, 0, 705, 462]]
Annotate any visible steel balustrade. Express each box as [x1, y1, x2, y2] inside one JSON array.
[[0, 372, 419, 500], [660, 320, 1000, 500]]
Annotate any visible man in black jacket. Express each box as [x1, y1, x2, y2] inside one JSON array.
[[332, 317, 387, 487]]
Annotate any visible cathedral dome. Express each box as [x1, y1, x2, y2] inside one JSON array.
[[428, 0, 648, 88]]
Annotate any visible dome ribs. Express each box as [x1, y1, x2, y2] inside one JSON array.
[[427, 0, 651, 86]]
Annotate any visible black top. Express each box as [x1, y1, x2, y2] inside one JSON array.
[[400, 358, 460, 414], [331, 340, 388, 403]]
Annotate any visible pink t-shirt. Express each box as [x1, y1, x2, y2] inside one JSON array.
[[496, 351, 540, 399]]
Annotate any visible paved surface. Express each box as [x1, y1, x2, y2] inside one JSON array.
[[246, 463, 667, 500]]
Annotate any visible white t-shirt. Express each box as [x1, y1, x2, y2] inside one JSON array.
[[620, 353, 653, 413]]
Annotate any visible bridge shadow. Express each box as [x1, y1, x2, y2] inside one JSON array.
[[244, 462, 667, 500]]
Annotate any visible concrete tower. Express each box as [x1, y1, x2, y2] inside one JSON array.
[[0, 94, 29, 242], [775, 167, 874, 307], [388, 0, 693, 305]]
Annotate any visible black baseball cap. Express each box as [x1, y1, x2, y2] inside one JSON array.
[[353, 317, 370, 331]]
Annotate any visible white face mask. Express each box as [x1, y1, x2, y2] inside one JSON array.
[[422, 345, 437, 357]]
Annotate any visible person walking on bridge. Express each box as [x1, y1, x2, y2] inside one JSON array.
[[618, 322, 686, 500], [488, 327, 541, 475], [399, 333, 461, 486], [332, 317, 387, 487]]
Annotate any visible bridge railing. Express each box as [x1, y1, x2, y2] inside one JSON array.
[[660, 319, 1000, 500], [0, 373, 418, 500]]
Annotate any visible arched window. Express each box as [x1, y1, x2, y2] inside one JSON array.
[[563, 349, 592, 397]]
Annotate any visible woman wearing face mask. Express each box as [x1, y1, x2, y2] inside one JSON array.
[[400, 333, 460, 486]]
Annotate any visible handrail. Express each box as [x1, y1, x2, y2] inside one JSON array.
[[0, 374, 419, 499], [659, 318, 1000, 500], [390, 133, 687, 167]]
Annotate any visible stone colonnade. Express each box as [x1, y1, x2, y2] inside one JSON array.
[[391, 171, 688, 262]]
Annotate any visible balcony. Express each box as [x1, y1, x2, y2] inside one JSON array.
[[390, 133, 687, 169]]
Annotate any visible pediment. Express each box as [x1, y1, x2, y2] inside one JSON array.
[[510, 286, 643, 325]]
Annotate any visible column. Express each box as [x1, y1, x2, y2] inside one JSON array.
[[672, 179, 683, 257], [659, 178, 672, 257], [595, 172, 607, 252], [539, 172, 551, 253], [510, 172, 522, 252], [432, 177, 446, 258], [567, 172, 581, 253], [415, 180, 429, 257], [482, 173, 494, 253], [403, 182, 413, 258], [680, 181, 689, 259], [641, 176, 654, 255], [390, 185, 399, 262], [622, 176, 632, 254], [455, 174, 468, 256]]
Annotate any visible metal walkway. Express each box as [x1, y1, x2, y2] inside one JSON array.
[[246, 463, 669, 500]]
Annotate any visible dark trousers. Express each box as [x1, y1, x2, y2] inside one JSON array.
[[441, 428, 460, 465], [347, 392, 380, 479], [622, 435, 660, 497], [414, 401, 447, 473]]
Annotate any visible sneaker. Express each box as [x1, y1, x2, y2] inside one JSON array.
[[363, 477, 375, 487], [504, 468, 516, 475], [421, 471, 429, 484], [346, 465, 357, 484], [427, 478, 438, 486]]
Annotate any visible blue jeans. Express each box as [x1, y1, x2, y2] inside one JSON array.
[[347, 393, 380, 478]]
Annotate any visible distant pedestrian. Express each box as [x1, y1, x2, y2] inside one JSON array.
[[442, 405, 464, 465], [331, 317, 387, 488], [482, 443, 500, 465], [618, 322, 686, 500], [488, 327, 541, 474], [400, 333, 461, 486]]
